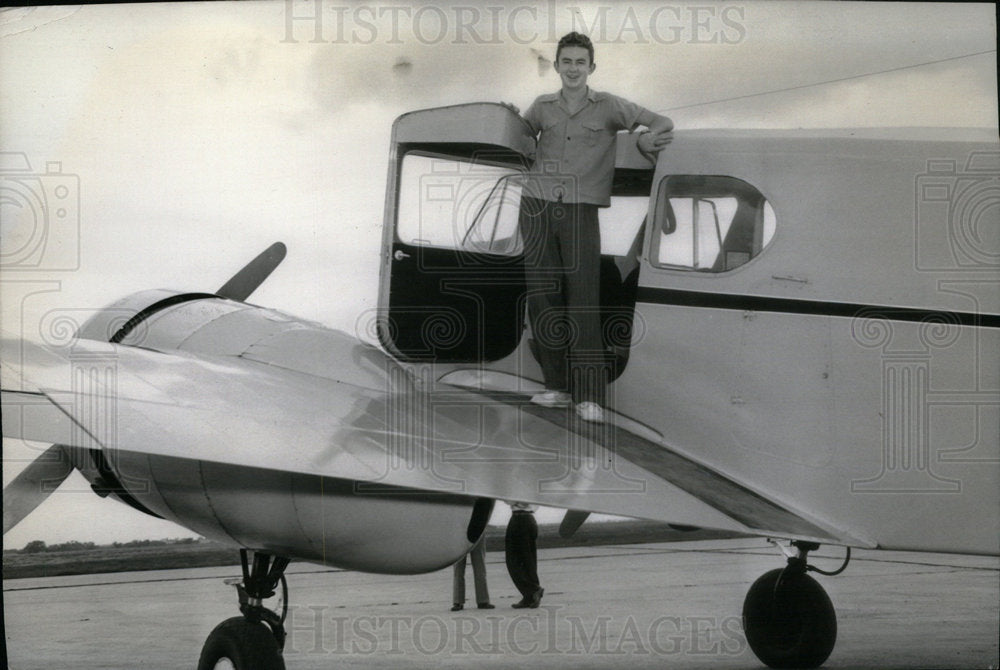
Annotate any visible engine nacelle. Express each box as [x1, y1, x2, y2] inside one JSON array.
[[68, 290, 491, 573], [115, 449, 493, 574]]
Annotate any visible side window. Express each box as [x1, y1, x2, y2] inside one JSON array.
[[397, 153, 523, 256], [651, 175, 776, 272]]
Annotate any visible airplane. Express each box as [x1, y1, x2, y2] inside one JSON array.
[[2, 102, 997, 669]]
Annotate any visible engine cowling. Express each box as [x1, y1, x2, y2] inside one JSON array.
[[67, 290, 491, 574]]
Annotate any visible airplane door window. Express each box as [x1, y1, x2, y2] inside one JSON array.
[[651, 175, 776, 272], [397, 153, 523, 256]]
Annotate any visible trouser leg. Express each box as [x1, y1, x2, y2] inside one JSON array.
[[521, 514, 539, 590], [452, 554, 466, 604], [558, 203, 606, 405], [520, 197, 568, 392], [470, 540, 490, 604], [505, 513, 540, 598]]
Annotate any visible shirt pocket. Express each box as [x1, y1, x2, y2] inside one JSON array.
[[582, 122, 607, 147], [540, 116, 562, 132]]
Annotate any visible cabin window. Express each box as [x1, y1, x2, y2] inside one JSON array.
[[651, 175, 775, 272], [397, 153, 523, 256]]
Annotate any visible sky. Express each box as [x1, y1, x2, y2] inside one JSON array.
[[1, 1, 997, 548]]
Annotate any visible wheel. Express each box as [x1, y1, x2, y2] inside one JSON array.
[[197, 616, 286, 670], [742, 568, 837, 668]]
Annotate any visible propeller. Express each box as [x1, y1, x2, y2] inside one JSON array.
[[558, 509, 591, 538], [216, 242, 287, 301], [3, 444, 74, 534], [2, 243, 288, 535]]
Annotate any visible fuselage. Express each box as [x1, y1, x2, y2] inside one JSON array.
[[377, 105, 999, 555]]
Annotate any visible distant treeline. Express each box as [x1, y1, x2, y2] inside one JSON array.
[[8, 537, 203, 554]]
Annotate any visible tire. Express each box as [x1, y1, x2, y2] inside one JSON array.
[[197, 616, 286, 670], [742, 568, 837, 669]]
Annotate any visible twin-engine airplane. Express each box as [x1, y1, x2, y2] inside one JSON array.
[[3, 103, 998, 669]]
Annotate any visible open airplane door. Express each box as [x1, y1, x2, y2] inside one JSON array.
[[377, 102, 658, 374], [377, 103, 535, 363]]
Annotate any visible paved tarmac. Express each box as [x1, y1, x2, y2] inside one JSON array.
[[3, 539, 998, 669]]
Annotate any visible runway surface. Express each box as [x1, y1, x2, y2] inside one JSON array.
[[4, 538, 998, 669]]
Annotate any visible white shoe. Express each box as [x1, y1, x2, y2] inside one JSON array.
[[575, 402, 605, 423], [531, 390, 572, 407]]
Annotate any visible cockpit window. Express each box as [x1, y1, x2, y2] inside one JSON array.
[[651, 175, 775, 272]]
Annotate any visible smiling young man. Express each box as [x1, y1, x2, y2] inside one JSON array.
[[517, 32, 673, 423]]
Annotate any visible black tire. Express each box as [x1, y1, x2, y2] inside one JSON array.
[[742, 568, 837, 669], [197, 616, 286, 670]]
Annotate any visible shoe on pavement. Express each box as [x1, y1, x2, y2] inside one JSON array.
[[450, 603, 463, 611], [477, 603, 495, 609], [511, 598, 531, 609], [575, 402, 605, 423], [529, 588, 545, 608], [531, 390, 572, 407]]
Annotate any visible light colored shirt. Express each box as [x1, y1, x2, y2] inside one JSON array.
[[522, 88, 649, 206]]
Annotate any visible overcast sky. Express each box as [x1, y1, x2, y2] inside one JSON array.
[[1, 1, 996, 547]]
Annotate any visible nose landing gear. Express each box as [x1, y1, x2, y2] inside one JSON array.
[[742, 541, 848, 669], [198, 550, 290, 670]]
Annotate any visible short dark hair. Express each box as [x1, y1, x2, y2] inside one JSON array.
[[556, 32, 594, 64]]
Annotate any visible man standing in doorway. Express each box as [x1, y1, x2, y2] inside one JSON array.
[[516, 32, 673, 422]]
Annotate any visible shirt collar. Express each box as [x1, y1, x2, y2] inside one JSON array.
[[538, 88, 605, 104]]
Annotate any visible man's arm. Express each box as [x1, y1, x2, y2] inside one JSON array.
[[636, 109, 673, 134], [634, 109, 674, 155], [501, 100, 543, 137]]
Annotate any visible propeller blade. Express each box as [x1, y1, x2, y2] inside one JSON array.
[[216, 242, 287, 301], [3, 444, 74, 534], [558, 510, 591, 538]]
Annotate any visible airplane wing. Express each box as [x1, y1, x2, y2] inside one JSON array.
[[1, 334, 872, 547]]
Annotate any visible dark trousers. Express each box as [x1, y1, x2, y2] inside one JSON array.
[[505, 511, 540, 598], [519, 196, 607, 405]]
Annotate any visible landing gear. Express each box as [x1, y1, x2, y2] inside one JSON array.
[[198, 550, 290, 670], [742, 541, 846, 669]]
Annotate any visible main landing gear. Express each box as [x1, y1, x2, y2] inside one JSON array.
[[198, 550, 290, 670], [742, 540, 850, 669]]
